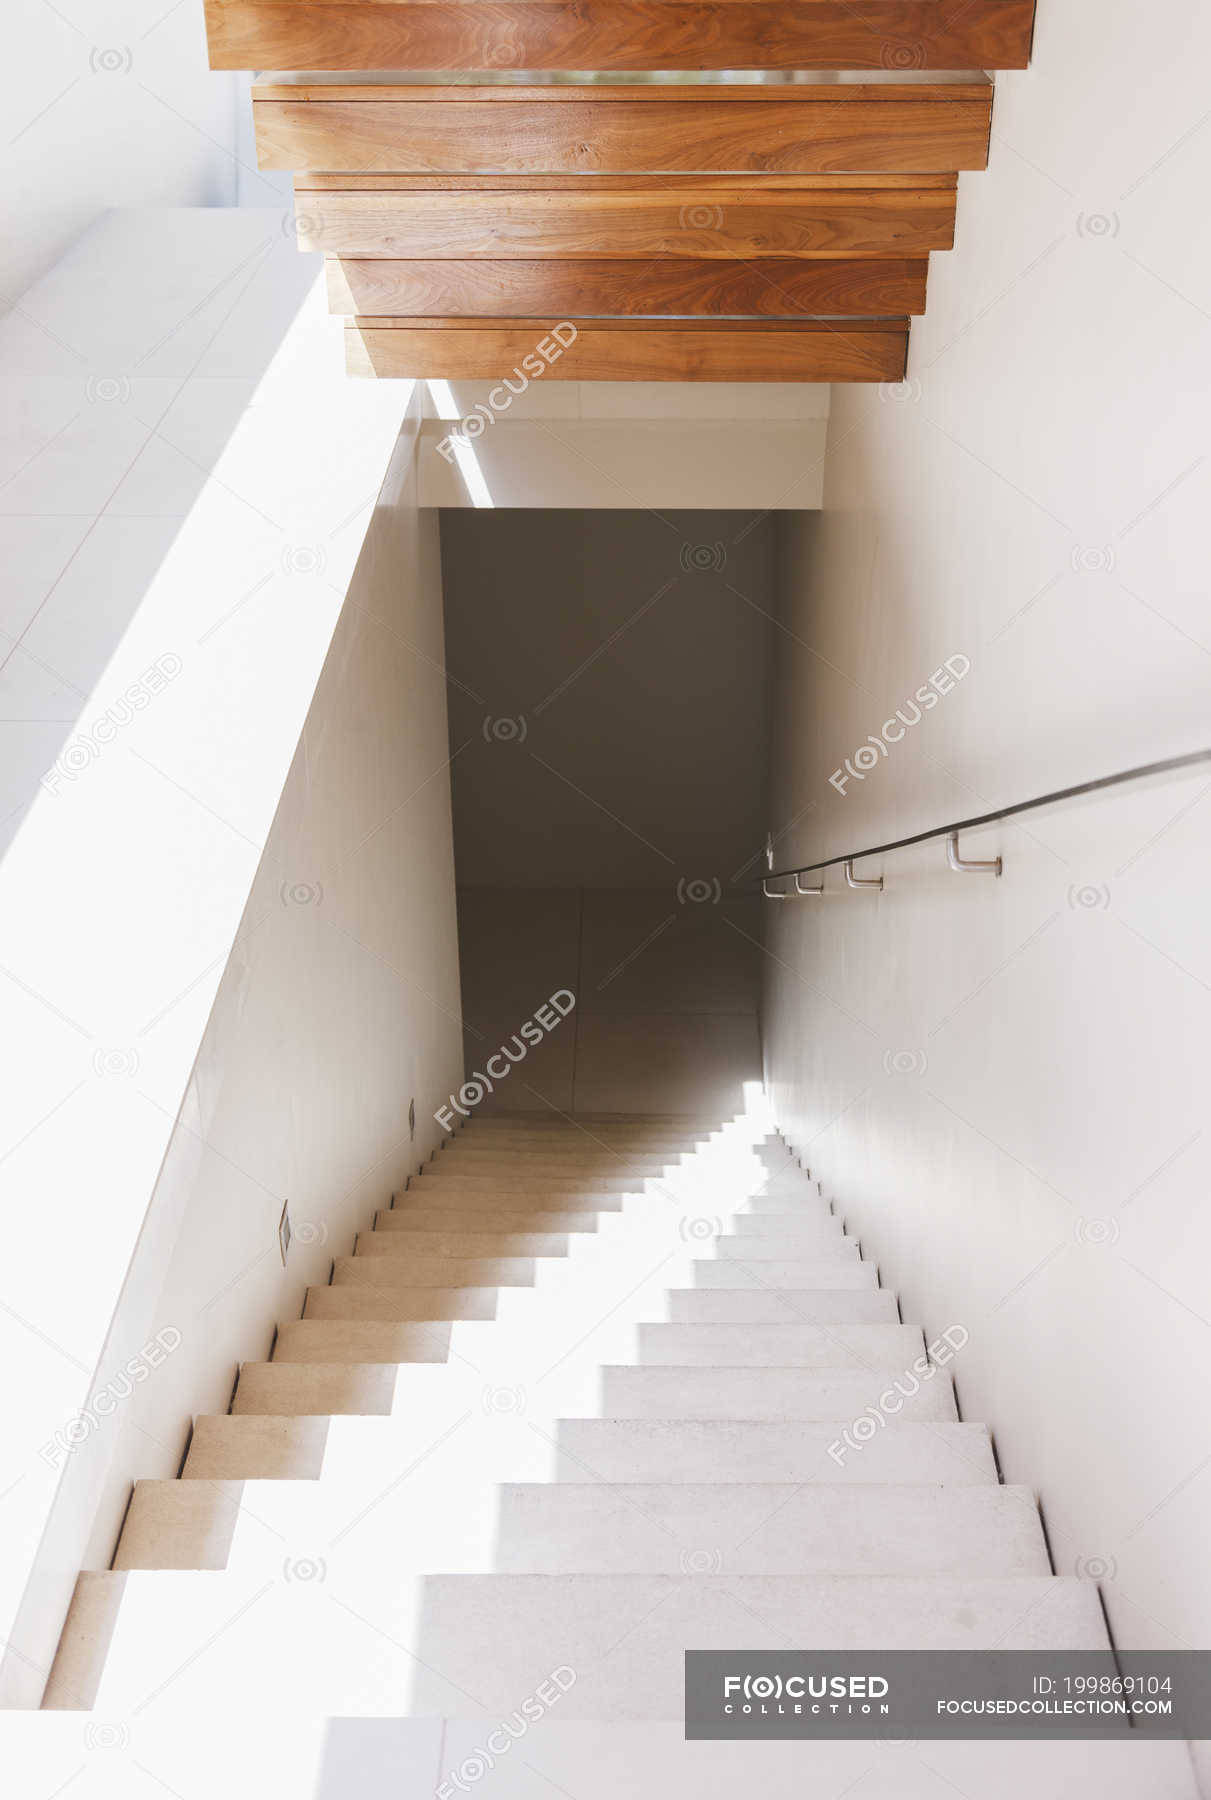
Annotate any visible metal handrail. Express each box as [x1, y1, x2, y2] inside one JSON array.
[[759, 747, 1211, 896]]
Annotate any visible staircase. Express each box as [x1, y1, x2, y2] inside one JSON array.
[[203, 7, 1030, 381], [42, 1112, 1197, 1794]]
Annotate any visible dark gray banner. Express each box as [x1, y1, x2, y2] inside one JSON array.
[[685, 1652, 1211, 1738]]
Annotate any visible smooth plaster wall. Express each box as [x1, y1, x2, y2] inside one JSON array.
[[762, 0, 1210, 1785], [75, 429, 463, 1577], [440, 509, 776, 891]]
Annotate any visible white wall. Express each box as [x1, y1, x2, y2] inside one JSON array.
[[763, 0, 1210, 1785], [3, 0, 256, 302], [441, 509, 777, 888], [0, 210, 459, 1703], [72, 422, 463, 1579]]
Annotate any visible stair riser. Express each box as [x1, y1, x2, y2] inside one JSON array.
[[304, 1286, 498, 1322], [272, 1321, 451, 1364], [412, 1576, 1107, 1718], [601, 1366, 958, 1421], [332, 1254, 536, 1287], [556, 1420, 997, 1484], [714, 1237, 861, 1261], [636, 1323, 923, 1366], [668, 1289, 898, 1323], [183, 1415, 329, 1480], [377, 1208, 601, 1233], [232, 1362, 397, 1415], [694, 1260, 878, 1289], [356, 1231, 572, 1258], [494, 1485, 1050, 1576]]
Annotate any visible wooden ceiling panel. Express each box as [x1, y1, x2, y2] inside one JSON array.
[[254, 83, 993, 176], [325, 256, 931, 319], [346, 316, 911, 382]]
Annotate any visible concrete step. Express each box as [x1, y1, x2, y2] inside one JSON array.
[[355, 1228, 572, 1259], [415, 1722, 1203, 1800], [668, 1287, 899, 1323], [727, 1213, 847, 1240], [599, 1365, 957, 1421], [556, 1418, 997, 1483], [303, 1284, 499, 1321], [377, 1206, 601, 1233], [272, 1320, 451, 1364], [232, 1361, 397, 1415], [113, 1480, 242, 1570], [429, 1152, 694, 1173], [635, 1322, 923, 1366], [494, 1483, 1050, 1576], [714, 1234, 861, 1261], [395, 1187, 624, 1214], [182, 1414, 329, 1479], [413, 1171, 636, 1192], [332, 1253, 536, 1287], [693, 1258, 877, 1288], [411, 1576, 1109, 1716]]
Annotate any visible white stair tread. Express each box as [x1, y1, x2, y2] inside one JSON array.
[[272, 1320, 451, 1364], [411, 1575, 1109, 1716], [114, 1480, 242, 1570], [435, 1722, 1200, 1799], [714, 1235, 860, 1261], [303, 1284, 499, 1321], [413, 1172, 637, 1192], [183, 1414, 329, 1479], [600, 1365, 957, 1420], [333, 1253, 536, 1287], [395, 1188, 624, 1214], [355, 1229, 573, 1257], [494, 1483, 1049, 1575], [727, 1214, 847, 1238], [232, 1361, 397, 1415], [668, 1287, 898, 1322], [636, 1322, 922, 1366], [556, 1419, 994, 1483], [377, 1206, 601, 1232]]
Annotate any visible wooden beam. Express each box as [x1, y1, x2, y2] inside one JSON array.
[[295, 184, 955, 260], [254, 82, 993, 176], [326, 256, 931, 318], [208, 1, 1036, 74], [346, 316, 910, 381]]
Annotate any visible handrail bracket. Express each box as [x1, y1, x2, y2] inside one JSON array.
[[947, 832, 1002, 877]]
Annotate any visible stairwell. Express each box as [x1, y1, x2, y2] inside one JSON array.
[[42, 1111, 1196, 1793]]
